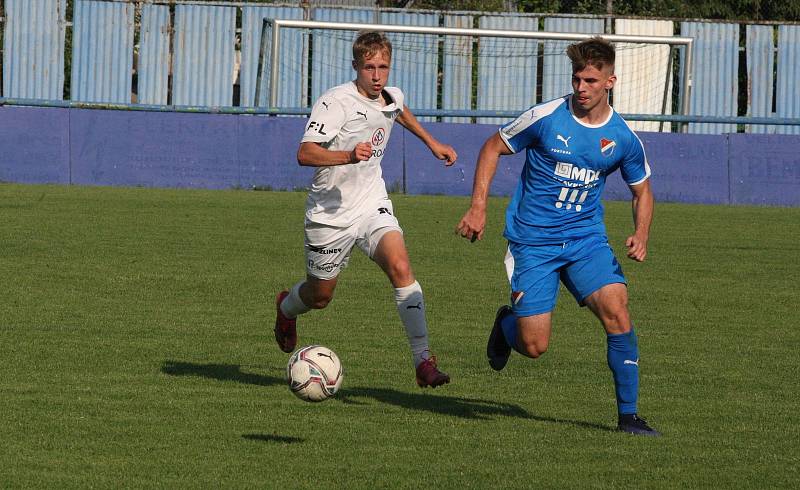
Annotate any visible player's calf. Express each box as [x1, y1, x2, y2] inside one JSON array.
[[487, 305, 513, 371]]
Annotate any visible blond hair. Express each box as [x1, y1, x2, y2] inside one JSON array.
[[352, 31, 392, 64]]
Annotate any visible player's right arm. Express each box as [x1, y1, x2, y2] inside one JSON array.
[[296, 94, 371, 167], [456, 133, 513, 242], [297, 141, 372, 167]]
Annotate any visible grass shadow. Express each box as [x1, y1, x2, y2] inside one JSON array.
[[242, 434, 304, 444], [161, 360, 284, 387], [160, 361, 613, 432], [339, 386, 614, 432]]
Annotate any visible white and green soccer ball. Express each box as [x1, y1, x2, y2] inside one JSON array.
[[286, 345, 343, 402]]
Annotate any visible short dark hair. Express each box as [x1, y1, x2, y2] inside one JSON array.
[[566, 36, 615, 72], [352, 31, 392, 64]]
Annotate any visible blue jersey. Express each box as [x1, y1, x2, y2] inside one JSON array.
[[499, 95, 650, 245]]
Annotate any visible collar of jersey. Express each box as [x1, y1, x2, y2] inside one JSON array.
[[349, 81, 399, 112], [568, 95, 614, 128]]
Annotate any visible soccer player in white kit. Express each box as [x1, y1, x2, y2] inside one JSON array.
[[275, 31, 457, 388]]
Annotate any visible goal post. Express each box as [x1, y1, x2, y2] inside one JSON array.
[[258, 18, 693, 131]]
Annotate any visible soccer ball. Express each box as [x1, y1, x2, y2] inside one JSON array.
[[286, 345, 343, 402]]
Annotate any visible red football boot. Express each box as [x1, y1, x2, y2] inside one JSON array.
[[415, 356, 450, 388], [274, 290, 297, 353]]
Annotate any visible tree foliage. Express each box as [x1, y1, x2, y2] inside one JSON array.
[[377, 0, 800, 21]]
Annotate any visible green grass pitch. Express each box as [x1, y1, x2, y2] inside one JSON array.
[[1, 183, 798, 488]]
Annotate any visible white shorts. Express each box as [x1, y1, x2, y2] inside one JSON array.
[[304, 199, 402, 280]]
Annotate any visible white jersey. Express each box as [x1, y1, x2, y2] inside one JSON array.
[[301, 81, 404, 227]]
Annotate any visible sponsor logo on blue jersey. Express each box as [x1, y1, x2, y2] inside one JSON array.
[[554, 162, 601, 185]]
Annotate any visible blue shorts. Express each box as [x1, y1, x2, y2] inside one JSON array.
[[504, 235, 626, 317]]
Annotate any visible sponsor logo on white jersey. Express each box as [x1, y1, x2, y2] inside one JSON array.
[[372, 127, 386, 146]]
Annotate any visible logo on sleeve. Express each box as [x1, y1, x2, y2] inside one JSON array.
[[307, 121, 327, 135], [600, 138, 616, 157]]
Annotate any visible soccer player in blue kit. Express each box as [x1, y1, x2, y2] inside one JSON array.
[[456, 37, 659, 436]]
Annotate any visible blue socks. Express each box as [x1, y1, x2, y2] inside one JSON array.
[[606, 328, 639, 415], [500, 311, 523, 354]]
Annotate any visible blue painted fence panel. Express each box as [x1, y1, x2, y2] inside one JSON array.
[[541, 17, 604, 102], [311, 8, 375, 102], [240, 6, 306, 108], [138, 4, 170, 105], [309, 0, 375, 5], [172, 5, 236, 106], [477, 15, 539, 125], [745, 25, 774, 134], [775, 26, 800, 135], [680, 22, 739, 134], [71, 0, 135, 103], [379, 11, 439, 121], [2, 0, 67, 99], [442, 14, 473, 123]]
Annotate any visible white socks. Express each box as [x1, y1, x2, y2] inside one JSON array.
[[280, 281, 311, 319], [394, 281, 431, 367], [280, 280, 431, 367]]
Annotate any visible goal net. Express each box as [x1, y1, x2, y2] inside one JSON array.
[[257, 19, 690, 132]]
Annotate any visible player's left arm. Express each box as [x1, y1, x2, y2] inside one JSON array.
[[626, 179, 654, 262], [396, 105, 457, 166]]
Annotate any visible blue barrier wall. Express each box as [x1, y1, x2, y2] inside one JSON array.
[[0, 106, 70, 184], [1, 106, 799, 206], [604, 132, 732, 205], [729, 134, 800, 206]]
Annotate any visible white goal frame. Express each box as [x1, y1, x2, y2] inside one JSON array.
[[259, 18, 693, 124]]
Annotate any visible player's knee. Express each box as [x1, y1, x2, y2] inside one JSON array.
[[385, 259, 413, 285], [601, 309, 631, 332], [520, 338, 549, 358]]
